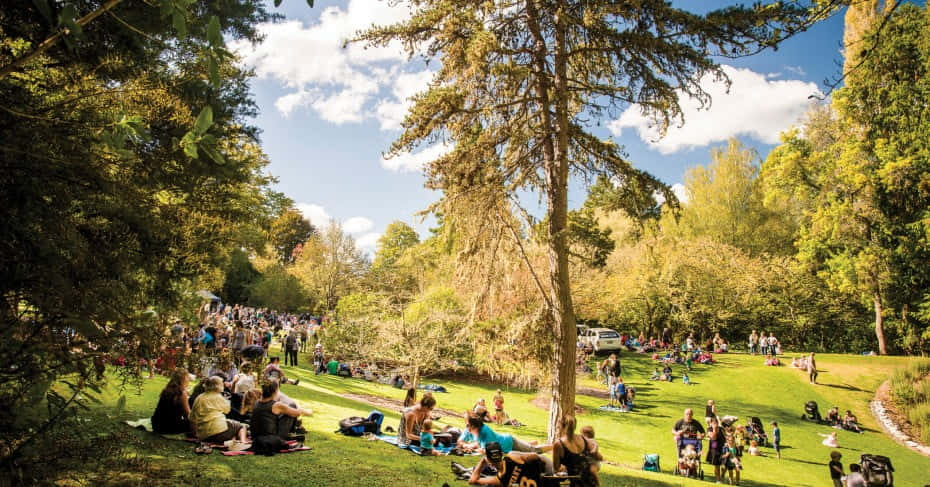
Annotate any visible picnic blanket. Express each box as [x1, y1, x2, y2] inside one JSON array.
[[376, 434, 458, 456], [598, 405, 630, 413], [124, 418, 193, 442], [221, 440, 311, 456]]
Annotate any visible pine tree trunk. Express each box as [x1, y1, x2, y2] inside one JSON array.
[[544, 2, 577, 443], [873, 293, 887, 355]]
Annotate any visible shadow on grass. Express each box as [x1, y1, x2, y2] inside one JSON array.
[[819, 382, 865, 392]]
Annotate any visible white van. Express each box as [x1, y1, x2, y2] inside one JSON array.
[[581, 327, 622, 352]]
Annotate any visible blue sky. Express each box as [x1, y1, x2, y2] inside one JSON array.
[[235, 0, 849, 252]]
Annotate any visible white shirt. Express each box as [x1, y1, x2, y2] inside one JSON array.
[[843, 472, 866, 487]]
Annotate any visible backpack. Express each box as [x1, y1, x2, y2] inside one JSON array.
[[251, 434, 287, 456], [860, 454, 894, 486], [642, 453, 660, 472], [336, 410, 384, 436]]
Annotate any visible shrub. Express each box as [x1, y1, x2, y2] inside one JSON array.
[[890, 360, 930, 445]]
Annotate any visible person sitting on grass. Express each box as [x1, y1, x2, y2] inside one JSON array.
[[650, 368, 661, 380], [552, 414, 596, 486], [398, 392, 436, 447], [251, 379, 313, 442], [151, 368, 192, 435], [842, 410, 863, 433], [661, 364, 673, 382], [468, 442, 548, 486], [263, 356, 299, 386], [580, 426, 603, 486], [419, 419, 443, 456], [327, 357, 340, 376], [229, 388, 261, 422], [826, 406, 840, 426], [682, 372, 691, 385], [232, 362, 256, 394], [747, 439, 762, 456], [189, 376, 249, 451]]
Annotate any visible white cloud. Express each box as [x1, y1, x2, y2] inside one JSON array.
[[609, 65, 819, 154], [231, 0, 414, 123], [671, 183, 688, 204], [375, 69, 434, 130], [343, 217, 374, 234], [295, 203, 331, 226], [355, 232, 382, 253], [381, 143, 451, 172], [653, 183, 689, 206]]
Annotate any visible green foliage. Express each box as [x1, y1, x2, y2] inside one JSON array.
[[372, 221, 420, 271], [269, 207, 316, 264], [248, 264, 310, 312], [220, 248, 261, 304], [0, 0, 282, 466], [291, 222, 368, 313], [890, 360, 930, 444]]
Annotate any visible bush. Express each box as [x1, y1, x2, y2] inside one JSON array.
[[890, 360, 930, 445]]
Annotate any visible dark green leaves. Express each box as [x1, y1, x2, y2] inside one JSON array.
[[193, 105, 213, 133], [207, 16, 222, 47], [58, 3, 83, 49], [181, 106, 224, 164]]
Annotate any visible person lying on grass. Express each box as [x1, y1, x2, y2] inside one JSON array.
[[468, 442, 548, 486], [251, 379, 313, 442], [189, 376, 249, 451], [463, 413, 551, 462]]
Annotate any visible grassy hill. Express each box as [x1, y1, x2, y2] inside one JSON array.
[[88, 352, 929, 486]]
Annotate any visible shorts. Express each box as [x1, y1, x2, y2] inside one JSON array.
[[202, 420, 245, 443], [773, 441, 780, 452]]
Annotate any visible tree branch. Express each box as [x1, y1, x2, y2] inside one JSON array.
[[0, 0, 126, 79]]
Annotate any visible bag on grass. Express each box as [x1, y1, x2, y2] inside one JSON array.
[[642, 453, 660, 472], [336, 410, 384, 436], [252, 435, 287, 456]]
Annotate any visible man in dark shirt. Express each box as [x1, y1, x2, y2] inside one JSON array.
[[468, 442, 545, 486], [673, 408, 706, 439]]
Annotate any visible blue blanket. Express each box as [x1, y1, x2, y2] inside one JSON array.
[[376, 434, 459, 455]]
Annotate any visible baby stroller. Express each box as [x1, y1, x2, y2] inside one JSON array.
[[860, 454, 894, 486], [746, 417, 768, 447], [801, 400, 823, 423], [673, 436, 704, 480]]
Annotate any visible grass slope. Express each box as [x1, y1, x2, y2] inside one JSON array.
[[97, 352, 929, 486]]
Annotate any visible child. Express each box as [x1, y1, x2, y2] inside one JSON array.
[[650, 368, 660, 380], [828, 451, 844, 487], [747, 439, 762, 456], [771, 421, 781, 458], [419, 419, 442, 456], [493, 389, 506, 425], [682, 372, 691, 385], [607, 375, 618, 407], [733, 426, 745, 454], [613, 377, 627, 410], [820, 431, 838, 448], [722, 435, 742, 485], [581, 426, 603, 487], [678, 443, 700, 476]]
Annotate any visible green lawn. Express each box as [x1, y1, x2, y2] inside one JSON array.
[[93, 351, 928, 486]]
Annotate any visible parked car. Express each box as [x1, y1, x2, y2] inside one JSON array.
[[581, 327, 622, 352]]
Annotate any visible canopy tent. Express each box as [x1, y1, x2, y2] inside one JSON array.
[[196, 290, 221, 302]]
